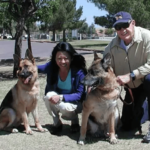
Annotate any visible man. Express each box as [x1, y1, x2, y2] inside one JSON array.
[[104, 11, 150, 143]]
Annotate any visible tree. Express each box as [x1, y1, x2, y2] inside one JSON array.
[[88, 0, 150, 28], [61, 0, 85, 42], [7, 0, 37, 77], [99, 29, 103, 33], [105, 28, 114, 36], [94, 14, 114, 28], [78, 22, 88, 39], [87, 23, 96, 38], [0, 0, 58, 77], [0, 3, 16, 38], [78, 22, 88, 37], [38, 0, 59, 41], [40, 0, 85, 42]]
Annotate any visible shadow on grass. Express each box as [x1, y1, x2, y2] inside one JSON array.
[[44, 124, 79, 141], [0, 131, 11, 136], [117, 128, 144, 140], [0, 124, 26, 136], [44, 123, 145, 145], [0, 124, 50, 136], [83, 128, 144, 145], [43, 124, 114, 145]]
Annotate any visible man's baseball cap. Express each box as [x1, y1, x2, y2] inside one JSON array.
[[113, 11, 132, 27]]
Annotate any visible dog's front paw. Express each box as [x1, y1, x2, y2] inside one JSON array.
[[39, 128, 48, 132], [36, 123, 48, 132], [12, 128, 19, 133], [109, 137, 118, 144], [26, 129, 33, 135], [78, 135, 86, 145], [78, 140, 85, 145], [37, 125, 48, 132]]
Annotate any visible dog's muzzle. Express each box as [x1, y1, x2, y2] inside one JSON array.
[[18, 71, 33, 84], [19, 72, 32, 78], [81, 76, 104, 87]]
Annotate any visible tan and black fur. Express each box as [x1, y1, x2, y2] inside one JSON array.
[[0, 49, 46, 134], [78, 52, 120, 145]]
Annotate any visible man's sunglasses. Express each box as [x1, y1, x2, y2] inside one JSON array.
[[114, 21, 131, 31]]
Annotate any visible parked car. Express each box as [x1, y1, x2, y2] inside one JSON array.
[[6, 34, 12, 39], [23, 34, 32, 39], [3, 34, 12, 39]]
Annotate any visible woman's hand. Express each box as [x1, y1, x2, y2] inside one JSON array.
[[116, 73, 131, 85], [49, 95, 60, 104]]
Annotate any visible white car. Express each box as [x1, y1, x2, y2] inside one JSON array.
[[24, 34, 32, 39], [3, 34, 12, 39], [7, 35, 12, 39]]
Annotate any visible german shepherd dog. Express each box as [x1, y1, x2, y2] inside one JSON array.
[[78, 52, 120, 145], [0, 49, 46, 134]]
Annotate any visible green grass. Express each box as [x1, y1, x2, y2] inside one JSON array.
[[69, 40, 110, 51], [33, 39, 110, 51]]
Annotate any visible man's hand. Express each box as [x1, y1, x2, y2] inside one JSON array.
[[49, 95, 60, 104], [116, 73, 131, 85]]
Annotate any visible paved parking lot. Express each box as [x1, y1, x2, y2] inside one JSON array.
[[0, 40, 56, 60], [0, 40, 93, 60]]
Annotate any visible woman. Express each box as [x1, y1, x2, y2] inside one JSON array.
[[38, 42, 87, 135]]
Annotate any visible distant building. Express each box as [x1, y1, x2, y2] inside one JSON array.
[[72, 29, 78, 37]]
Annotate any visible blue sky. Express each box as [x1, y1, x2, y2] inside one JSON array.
[[76, 0, 108, 28]]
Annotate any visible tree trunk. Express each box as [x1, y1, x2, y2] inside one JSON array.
[[52, 29, 55, 41], [63, 29, 66, 42], [27, 26, 32, 54], [9, 0, 37, 78], [13, 18, 25, 78], [27, 32, 32, 54], [8, 21, 14, 39], [23, 25, 32, 55]]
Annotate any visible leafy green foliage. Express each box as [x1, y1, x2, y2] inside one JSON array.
[[40, 0, 85, 42], [105, 28, 114, 35], [0, 3, 16, 37], [94, 14, 114, 28], [78, 22, 96, 38], [88, 0, 150, 28], [78, 22, 88, 34], [99, 29, 103, 33], [87, 23, 96, 35]]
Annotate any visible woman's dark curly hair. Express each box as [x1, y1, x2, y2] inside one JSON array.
[[50, 42, 87, 85]]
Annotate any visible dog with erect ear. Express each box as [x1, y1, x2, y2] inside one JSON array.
[[78, 52, 121, 145], [0, 49, 47, 134]]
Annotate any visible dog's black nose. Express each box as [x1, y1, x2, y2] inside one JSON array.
[[20, 72, 25, 77], [19, 71, 32, 78]]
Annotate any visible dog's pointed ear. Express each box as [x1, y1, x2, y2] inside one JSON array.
[[13, 54, 21, 68], [102, 53, 111, 70], [25, 49, 35, 64], [94, 51, 100, 60]]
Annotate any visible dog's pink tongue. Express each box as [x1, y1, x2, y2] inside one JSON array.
[[24, 77, 29, 84]]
